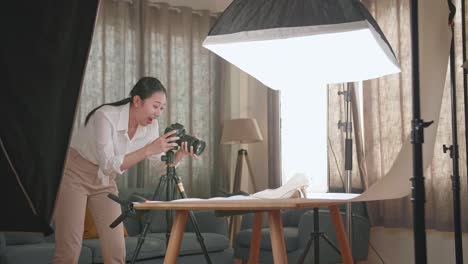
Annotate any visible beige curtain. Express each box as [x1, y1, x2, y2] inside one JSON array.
[[328, 0, 468, 231], [76, 0, 222, 198]]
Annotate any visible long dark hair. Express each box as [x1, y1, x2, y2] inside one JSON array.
[[84, 77, 167, 126]]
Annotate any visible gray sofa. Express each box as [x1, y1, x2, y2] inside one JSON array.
[[0, 189, 233, 264], [234, 204, 370, 264]]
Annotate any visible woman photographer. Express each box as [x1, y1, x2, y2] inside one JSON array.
[[53, 77, 197, 263]]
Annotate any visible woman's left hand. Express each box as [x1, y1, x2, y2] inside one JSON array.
[[174, 141, 198, 163]]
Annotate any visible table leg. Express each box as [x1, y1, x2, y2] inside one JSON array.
[[164, 210, 188, 264], [268, 210, 288, 264], [328, 205, 353, 264], [248, 212, 263, 264]]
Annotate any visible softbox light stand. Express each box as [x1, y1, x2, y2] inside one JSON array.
[[298, 83, 355, 264], [410, 0, 431, 262], [462, 0, 468, 194], [444, 2, 464, 263]]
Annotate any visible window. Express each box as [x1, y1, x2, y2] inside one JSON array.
[[280, 84, 328, 193]]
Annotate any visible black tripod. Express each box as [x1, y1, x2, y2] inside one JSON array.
[[133, 150, 211, 264], [296, 208, 341, 264], [109, 150, 212, 264]]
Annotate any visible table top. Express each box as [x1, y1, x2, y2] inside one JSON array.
[[132, 195, 356, 211]]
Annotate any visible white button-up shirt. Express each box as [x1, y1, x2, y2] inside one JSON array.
[[71, 103, 166, 185]]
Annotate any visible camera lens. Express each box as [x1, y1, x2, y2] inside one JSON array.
[[164, 123, 205, 156], [192, 139, 206, 156], [182, 135, 206, 156]]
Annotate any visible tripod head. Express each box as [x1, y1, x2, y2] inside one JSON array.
[[161, 149, 178, 180], [161, 149, 176, 166]]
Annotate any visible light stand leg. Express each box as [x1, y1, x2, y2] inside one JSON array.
[[410, 1, 428, 263], [296, 208, 322, 264], [445, 5, 464, 262]]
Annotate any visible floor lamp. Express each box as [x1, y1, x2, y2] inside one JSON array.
[[203, 0, 400, 261], [221, 118, 263, 244]]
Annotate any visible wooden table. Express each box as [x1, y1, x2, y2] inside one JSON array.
[[134, 198, 353, 264]]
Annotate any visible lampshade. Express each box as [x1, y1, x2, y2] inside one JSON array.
[[203, 0, 401, 90], [221, 118, 263, 144]]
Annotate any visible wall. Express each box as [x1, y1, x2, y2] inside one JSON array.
[[222, 64, 270, 194]]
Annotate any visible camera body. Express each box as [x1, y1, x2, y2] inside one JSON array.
[[164, 123, 206, 156]]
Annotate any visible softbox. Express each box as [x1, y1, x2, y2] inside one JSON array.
[[203, 0, 401, 90]]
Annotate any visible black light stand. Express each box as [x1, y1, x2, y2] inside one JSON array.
[[410, 0, 432, 263], [462, 0, 468, 198], [297, 84, 354, 264], [444, 2, 464, 263], [108, 150, 212, 264]]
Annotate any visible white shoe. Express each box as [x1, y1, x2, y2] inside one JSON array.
[[252, 174, 309, 199]]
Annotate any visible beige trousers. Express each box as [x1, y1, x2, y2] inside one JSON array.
[[53, 148, 125, 264]]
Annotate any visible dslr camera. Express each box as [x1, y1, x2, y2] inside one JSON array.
[[164, 123, 206, 156]]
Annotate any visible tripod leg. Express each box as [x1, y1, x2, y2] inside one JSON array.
[[165, 210, 189, 264], [314, 208, 320, 264], [165, 178, 175, 245], [131, 176, 166, 264], [173, 176, 213, 264], [297, 234, 313, 264], [297, 208, 320, 264], [321, 233, 342, 254], [188, 211, 212, 264], [329, 205, 353, 264]]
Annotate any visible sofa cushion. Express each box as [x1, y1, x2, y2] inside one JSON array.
[[3, 232, 44, 245], [282, 209, 311, 227], [82, 236, 166, 263], [184, 211, 228, 236], [148, 232, 229, 255], [0, 242, 92, 264], [0, 233, 5, 256], [236, 227, 299, 252]]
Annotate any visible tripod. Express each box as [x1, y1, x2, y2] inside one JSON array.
[[110, 149, 212, 264]]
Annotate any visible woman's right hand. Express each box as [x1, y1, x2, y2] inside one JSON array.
[[145, 130, 180, 156]]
